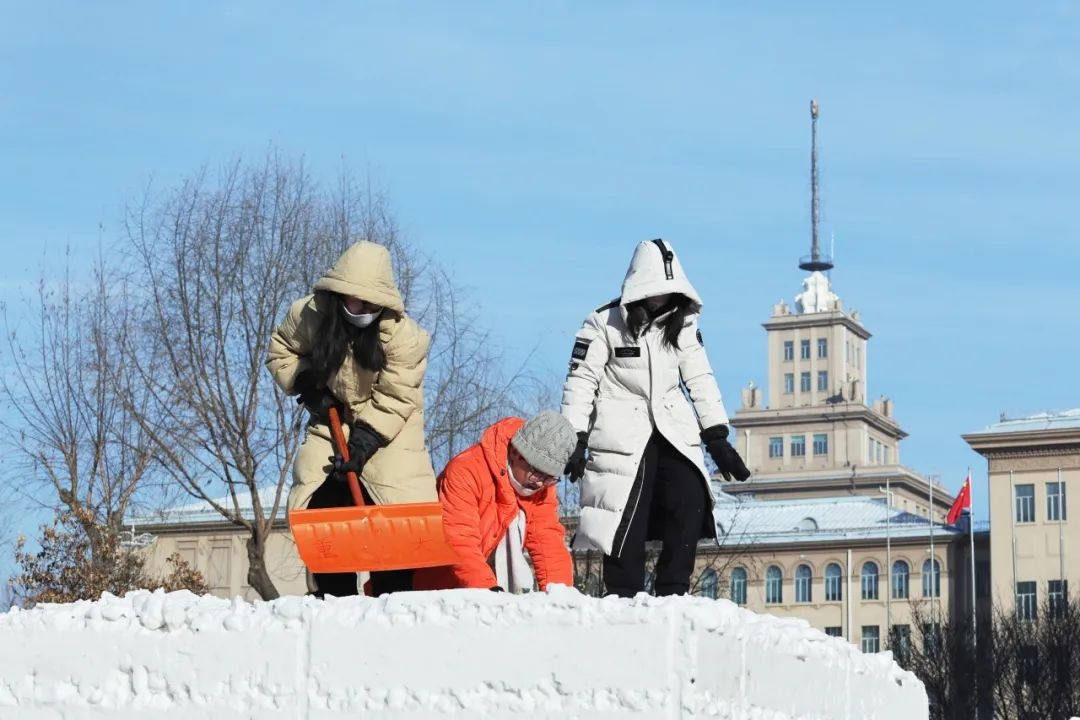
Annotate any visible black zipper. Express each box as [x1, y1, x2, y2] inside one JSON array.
[[651, 238, 674, 280], [613, 448, 648, 558]]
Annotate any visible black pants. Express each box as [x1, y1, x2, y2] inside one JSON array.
[[306, 477, 414, 597], [604, 431, 707, 598]]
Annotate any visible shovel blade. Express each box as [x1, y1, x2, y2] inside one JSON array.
[[289, 502, 458, 573]]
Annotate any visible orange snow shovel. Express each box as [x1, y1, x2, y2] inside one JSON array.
[[289, 407, 457, 574]]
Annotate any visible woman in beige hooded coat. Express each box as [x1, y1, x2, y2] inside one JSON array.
[[267, 241, 436, 596]]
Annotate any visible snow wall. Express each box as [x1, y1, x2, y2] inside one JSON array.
[[0, 587, 926, 719]]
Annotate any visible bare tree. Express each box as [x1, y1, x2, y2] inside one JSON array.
[[122, 156, 347, 600], [988, 594, 1080, 720], [0, 249, 160, 558], [121, 153, 532, 600]]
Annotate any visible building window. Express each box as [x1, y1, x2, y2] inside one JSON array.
[[817, 371, 828, 391], [645, 571, 655, 596], [765, 566, 783, 604], [861, 561, 880, 600], [825, 563, 843, 602], [699, 569, 718, 599], [813, 433, 828, 456], [783, 341, 794, 361], [890, 625, 911, 662], [1016, 581, 1037, 621], [730, 567, 747, 606], [800, 372, 811, 392], [1018, 644, 1039, 687], [976, 561, 991, 598], [825, 626, 842, 638], [768, 437, 783, 458], [1048, 481, 1067, 522], [817, 338, 828, 358], [861, 626, 880, 653], [784, 373, 794, 394], [1015, 484, 1035, 523], [922, 623, 942, 654], [876, 442, 883, 464], [922, 559, 941, 598], [800, 339, 811, 360], [891, 560, 910, 600], [1049, 579, 1068, 618], [791, 435, 806, 458], [795, 564, 813, 603], [883, 447, 891, 464]]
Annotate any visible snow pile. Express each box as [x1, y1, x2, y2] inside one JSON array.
[[0, 587, 926, 719]]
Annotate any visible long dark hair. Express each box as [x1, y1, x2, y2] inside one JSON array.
[[625, 293, 693, 350], [308, 291, 387, 384]]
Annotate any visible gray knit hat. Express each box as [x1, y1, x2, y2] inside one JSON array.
[[510, 411, 577, 477]]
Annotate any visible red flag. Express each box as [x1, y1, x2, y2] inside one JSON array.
[[947, 475, 971, 525]]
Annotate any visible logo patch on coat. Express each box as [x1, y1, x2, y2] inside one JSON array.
[[614, 346, 641, 358], [571, 339, 590, 360]]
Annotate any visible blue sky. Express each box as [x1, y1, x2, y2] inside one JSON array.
[[2, 0, 1079, 563]]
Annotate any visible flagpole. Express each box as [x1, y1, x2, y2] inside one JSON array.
[[1010, 470, 1017, 605], [1058, 467, 1065, 597], [929, 474, 936, 626], [968, 469, 976, 651], [886, 476, 892, 636], [969, 468, 978, 720]]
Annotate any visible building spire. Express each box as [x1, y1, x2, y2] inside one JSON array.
[[800, 99, 834, 272]]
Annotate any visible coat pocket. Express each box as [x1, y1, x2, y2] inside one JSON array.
[[664, 395, 702, 447], [590, 397, 650, 454]]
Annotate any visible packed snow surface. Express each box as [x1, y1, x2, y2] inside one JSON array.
[[0, 587, 926, 718]]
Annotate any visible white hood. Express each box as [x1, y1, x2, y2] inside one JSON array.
[[619, 239, 703, 311]]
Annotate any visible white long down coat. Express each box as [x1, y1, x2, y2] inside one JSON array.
[[561, 240, 730, 556]]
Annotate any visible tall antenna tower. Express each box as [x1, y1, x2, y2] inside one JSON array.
[[800, 99, 834, 272]]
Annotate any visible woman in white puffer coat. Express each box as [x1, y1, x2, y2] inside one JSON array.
[[561, 238, 750, 597]]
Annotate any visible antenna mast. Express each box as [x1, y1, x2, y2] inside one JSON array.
[[800, 99, 834, 272]]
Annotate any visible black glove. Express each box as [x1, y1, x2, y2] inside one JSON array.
[[490, 586, 504, 592], [564, 432, 589, 482], [701, 425, 750, 482], [332, 420, 386, 480], [293, 370, 336, 423]]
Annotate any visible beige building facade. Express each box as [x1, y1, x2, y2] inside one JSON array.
[[964, 411, 1079, 618], [730, 270, 953, 523], [130, 489, 308, 600]]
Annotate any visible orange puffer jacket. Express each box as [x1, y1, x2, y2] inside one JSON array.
[[417, 417, 573, 591]]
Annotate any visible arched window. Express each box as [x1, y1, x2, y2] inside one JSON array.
[[699, 569, 718, 599], [861, 561, 879, 600], [825, 563, 843, 601], [795, 564, 813, 603], [730, 567, 747, 605], [766, 565, 784, 604], [922, 559, 941, 598], [891, 560, 910, 600]]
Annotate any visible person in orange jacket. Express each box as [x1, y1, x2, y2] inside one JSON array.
[[417, 412, 578, 592]]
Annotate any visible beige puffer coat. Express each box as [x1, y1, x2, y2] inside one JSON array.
[[267, 241, 437, 509]]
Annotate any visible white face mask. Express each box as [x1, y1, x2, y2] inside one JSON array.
[[341, 304, 382, 328], [506, 462, 539, 497]]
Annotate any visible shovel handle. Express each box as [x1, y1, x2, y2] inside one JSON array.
[[328, 406, 366, 508]]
